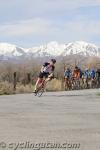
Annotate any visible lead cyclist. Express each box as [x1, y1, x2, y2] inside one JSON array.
[[34, 59, 56, 93]]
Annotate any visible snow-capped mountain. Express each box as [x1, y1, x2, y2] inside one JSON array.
[[26, 41, 66, 57], [62, 41, 100, 57], [27, 41, 100, 57], [0, 43, 25, 58], [0, 41, 100, 60]]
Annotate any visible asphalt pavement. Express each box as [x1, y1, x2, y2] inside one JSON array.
[[0, 89, 100, 150]]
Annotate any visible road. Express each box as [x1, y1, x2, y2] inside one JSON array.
[[0, 89, 100, 150]]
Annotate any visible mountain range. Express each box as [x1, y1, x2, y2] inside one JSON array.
[[0, 41, 100, 60]]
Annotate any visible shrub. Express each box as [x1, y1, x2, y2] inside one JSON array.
[[46, 79, 62, 91], [0, 81, 14, 95], [16, 83, 34, 94]]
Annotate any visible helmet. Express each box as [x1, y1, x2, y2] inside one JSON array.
[[51, 59, 56, 64]]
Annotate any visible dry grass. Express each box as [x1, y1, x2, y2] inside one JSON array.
[[0, 82, 35, 95], [16, 79, 63, 93], [0, 79, 98, 95], [46, 79, 63, 91], [16, 83, 34, 94], [0, 79, 63, 95], [0, 81, 14, 95]]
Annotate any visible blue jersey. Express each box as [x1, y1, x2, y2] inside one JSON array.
[[84, 70, 91, 78], [90, 70, 96, 78], [64, 70, 71, 78], [79, 69, 83, 78]]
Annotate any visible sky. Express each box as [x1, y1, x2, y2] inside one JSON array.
[[0, 0, 100, 47]]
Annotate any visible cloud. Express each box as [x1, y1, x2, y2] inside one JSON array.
[[0, 16, 100, 45], [0, 19, 52, 36], [0, 0, 100, 46], [64, 20, 100, 40], [0, 0, 100, 23]]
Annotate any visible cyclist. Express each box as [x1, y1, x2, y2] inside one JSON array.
[[73, 66, 81, 79], [64, 67, 72, 90], [64, 67, 71, 78], [84, 68, 90, 79], [72, 66, 81, 89], [90, 69, 96, 88], [34, 59, 56, 93], [83, 68, 91, 88], [79, 68, 83, 79], [90, 69, 96, 79]]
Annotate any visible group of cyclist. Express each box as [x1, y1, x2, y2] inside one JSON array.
[[64, 66, 100, 90], [34, 59, 100, 93]]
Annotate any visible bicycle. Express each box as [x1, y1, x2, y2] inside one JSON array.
[[64, 77, 72, 90], [34, 74, 56, 97], [90, 78, 97, 89], [72, 77, 81, 90], [34, 79, 46, 97]]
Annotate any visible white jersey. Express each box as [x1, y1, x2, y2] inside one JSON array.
[[41, 62, 55, 74]]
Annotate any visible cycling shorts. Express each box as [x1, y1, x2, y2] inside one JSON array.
[[38, 72, 49, 79]]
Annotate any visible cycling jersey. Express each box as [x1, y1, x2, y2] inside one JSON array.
[[73, 70, 80, 79], [90, 70, 96, 79], [79, 69, 83, 78], [84, 70, 91, 79], [39, 62, 55, 79], [64, 70, 71, 78], [41, 62, 55, 74]]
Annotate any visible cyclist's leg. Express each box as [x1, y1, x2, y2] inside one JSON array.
[[45, 77, 52, 85], [45, 73, 53, 83], [34, 78, 43, 91], [91, 77, 96, 88], [81, 77, 85, 89], [67, 78, 71, 90], [71, 78, 75, 90], [86, 78, 89, 88], [64, 78, 67, 90], [34, 72, 44, 91], [69, 78, 73, 90], [78, 78, 81, 89]]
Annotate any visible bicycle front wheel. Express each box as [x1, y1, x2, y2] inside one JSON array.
[[37, 88, 44, 97]]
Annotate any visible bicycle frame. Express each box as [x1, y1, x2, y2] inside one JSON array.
[[34, 78, 46, 97]]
